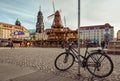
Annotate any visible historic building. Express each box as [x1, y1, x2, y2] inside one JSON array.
[[45, 10, 77, 47], [117, 30, 120, 41], [79, 23, 114, 44], [15, 18, 21, 26], [0, 19, 30, 40], [36, 8, 44, 33], [46, 27, 77, 41], [33, 7, 48, 41]]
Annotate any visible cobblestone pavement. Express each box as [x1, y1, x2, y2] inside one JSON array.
[[0, 47, 120, 81], [0, 63, 35, 81]]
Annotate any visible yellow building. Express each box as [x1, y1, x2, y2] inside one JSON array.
[[117, 30, 120, 41], [0, 22, 30, 39]]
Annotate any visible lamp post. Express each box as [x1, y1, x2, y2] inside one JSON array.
[[94, 28, 95, 43], [77, 0, 81, 76]]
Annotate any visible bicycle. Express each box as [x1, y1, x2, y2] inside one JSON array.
[[54, 42, 114, 78]]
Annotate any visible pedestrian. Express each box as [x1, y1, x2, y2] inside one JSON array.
[[61, 41, 65, 48], [101, 40, 105, 50], [0, 40, 1, 47], [8, 38, 14, 49]]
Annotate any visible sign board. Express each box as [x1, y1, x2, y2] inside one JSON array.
[[11, 31, 24, 36]]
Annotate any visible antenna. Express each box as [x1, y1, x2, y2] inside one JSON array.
[[52, 1, 55, 13], [64, 16, 66, 27]]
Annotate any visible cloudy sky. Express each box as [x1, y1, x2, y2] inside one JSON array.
[[0, 0, 120, 37]]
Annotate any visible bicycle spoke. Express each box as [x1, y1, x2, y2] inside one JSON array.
[[87, 63, 96, 67], [86, 53, 114, 78], [90, 54, 98, 63], [91, 54, 105, 65], [55, 53, 75, 71], [98, 55, 106, 64], [94, 67, 97, 73]]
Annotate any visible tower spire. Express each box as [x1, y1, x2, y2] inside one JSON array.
[[36, 7, 44, 33], [17, 18, 19, 21], [39, 5, 41, 11]]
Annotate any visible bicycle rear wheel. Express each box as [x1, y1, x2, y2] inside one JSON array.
[[86, 53, 114, 78], [54, 52, 75, 71]]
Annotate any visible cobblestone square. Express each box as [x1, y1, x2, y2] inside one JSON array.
[[0, 47, 120, 81]]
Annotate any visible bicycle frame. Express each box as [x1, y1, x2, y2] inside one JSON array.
[[66, 44, 90, 61]]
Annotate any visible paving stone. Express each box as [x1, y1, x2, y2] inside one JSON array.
[[0, 47, 119, 81]]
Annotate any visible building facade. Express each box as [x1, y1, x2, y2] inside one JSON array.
[[79, 23, 114, 44], [0, 22, 30, 40], [32, 7, 48, 42], [45, 10, 78, 47], [117, 30, 120, 41], [46, 27, 77, 41], [36, 8, 44, 33], [45, 27, 77, 47]]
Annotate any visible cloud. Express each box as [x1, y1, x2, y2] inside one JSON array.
[[0, 0, 38, 29], [0, 0, 120, 38], [80, 0, 120, 37], [82, 0, 120, 23], [49, 0, 78, 29]]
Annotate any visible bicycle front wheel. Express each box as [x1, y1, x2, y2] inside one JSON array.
[[86, 53, 114, 78], [54, 52, 75, 71]]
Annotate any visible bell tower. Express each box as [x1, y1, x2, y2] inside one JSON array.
[[36, 6, 44, 33]]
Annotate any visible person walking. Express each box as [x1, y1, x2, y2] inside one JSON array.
[[8, 38, 14, 49], [101, 40, 105, 50], [61, 41, 65, 48]]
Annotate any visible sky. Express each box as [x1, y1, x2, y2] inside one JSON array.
[[0, 0, 120, 38]]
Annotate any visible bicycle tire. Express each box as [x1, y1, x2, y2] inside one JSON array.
[[86, 52, 114, 78], [54, 52, 75, 71]]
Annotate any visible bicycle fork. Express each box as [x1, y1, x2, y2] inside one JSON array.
[[63, 49, 71, 63], [63, 53, 69, 63]]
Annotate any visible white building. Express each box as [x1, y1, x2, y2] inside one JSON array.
[[79, 23, 114, 44]]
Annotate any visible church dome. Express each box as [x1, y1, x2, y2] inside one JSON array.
[[15, 18, 21, 26]]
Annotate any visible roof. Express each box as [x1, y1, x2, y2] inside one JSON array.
[[80, 23, 113, 29], [0, 22, 28, 31]]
